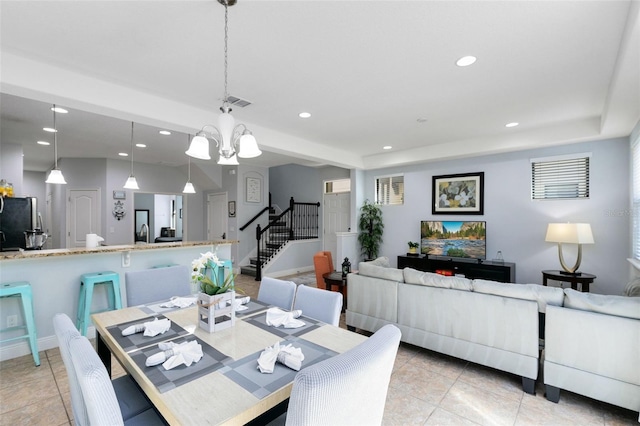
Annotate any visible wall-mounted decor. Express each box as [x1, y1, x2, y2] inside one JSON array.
[[432, 172, 484, 215], [113, 200, 126, 220], [113, 190, 126, 200], [246, 177, 261, 203], [228, 201, 236, 217]]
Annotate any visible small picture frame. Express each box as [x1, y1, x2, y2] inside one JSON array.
[[246, 177, 261, 203], [228, 201, 236, 217], [432, 172, 484, 215], [113, 190, 126, 200]]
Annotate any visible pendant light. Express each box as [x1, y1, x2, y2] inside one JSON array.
[[183, 134, 196, 194], [186, 0, 261, 163], [123, 122, 139, 189], [45, 104, 67, 184]]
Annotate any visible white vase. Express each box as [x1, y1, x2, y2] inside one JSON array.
[[197, 290, 235, 333]]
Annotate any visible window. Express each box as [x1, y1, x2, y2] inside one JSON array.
[[531, 153, 590, 200], [324, 179, 351, 194], [375, 175, 404, 205], [633, 139, 640, 260]]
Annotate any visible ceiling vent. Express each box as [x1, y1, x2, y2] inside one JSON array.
[[227, 95, 252, 108]]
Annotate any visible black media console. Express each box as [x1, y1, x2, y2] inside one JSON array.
[[397, 255, 515, 283]]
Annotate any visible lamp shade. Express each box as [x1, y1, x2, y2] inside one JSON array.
[[217, 154, 239, 165], [45, 168, 67, 184], [123, 175, 139, 190], [545, 223, 594, 244], [183, 181, 196, 194], [186, 135, 211, 160], [237, 132, 262, 158]]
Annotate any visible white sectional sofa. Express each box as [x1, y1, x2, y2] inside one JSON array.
[[544, 289, 640, 419], [346, 257, 564, 394]]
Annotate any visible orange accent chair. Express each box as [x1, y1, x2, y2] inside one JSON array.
[[313, 251, 334, 290]]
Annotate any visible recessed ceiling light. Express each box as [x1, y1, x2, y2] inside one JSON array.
[[50, 106, 68, 114], [456, 56, 477, 67], [43, 127, 57, 133], [118, 152, 128, 157], [505, 122, 519, 128], [37, 141, 50, 146], [298, 112, 311, 118], [159, 130, 171, 135], [136, 143, 147, 148], [383, 146, 392, 150]]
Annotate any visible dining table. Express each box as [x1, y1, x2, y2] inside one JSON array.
[[91, 297, 367, 425]]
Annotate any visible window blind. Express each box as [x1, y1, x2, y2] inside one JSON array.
[[375, 175, 404, 205], [531, 155, 590, 200]]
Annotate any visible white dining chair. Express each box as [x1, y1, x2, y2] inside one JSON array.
[[68, 333, 166, 425], [53, 313, 163, 425], [284, 324, 401, 426], [293, 284, 342, 326], [258, 277, 297, 310], [125, 265, 191, 306]]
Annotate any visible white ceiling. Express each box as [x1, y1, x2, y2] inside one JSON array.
[[1, 0, 638, 173]]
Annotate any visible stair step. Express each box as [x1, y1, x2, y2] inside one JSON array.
[[241, 265, 257, 277]]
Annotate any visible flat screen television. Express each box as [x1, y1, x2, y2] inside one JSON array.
[[420, 221, 486, 260]]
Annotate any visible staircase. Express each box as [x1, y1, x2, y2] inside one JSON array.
[[241, 211, 285, 277], [240, 198, 321, 279]]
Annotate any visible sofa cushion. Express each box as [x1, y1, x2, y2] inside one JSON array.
[[403, 268, 472, 291], [369, 256, 390, 267], [358, 261, 404, 282], [563, 288, 640, 320], [472, 279, 563, 313]]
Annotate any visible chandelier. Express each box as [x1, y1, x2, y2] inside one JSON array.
[[186, 0, 261, 164]]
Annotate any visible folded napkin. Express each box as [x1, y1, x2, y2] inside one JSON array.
[[229, 296, 251, 311], [145, 340, 203, 370], [121, 318, 171, 337], [257, 341, 305, 373], [265, 307, 304, 328], [159, 296, 198, 308]]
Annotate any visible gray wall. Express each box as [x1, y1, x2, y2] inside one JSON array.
[[362, 138, 630, 295]]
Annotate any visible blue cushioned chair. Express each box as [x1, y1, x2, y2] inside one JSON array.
[[258, 277, 297, 311], [53, 313, 159, 425], [293, 285, 342, 326], [284, 324, 401, 425], [125, 265, 191, 307]]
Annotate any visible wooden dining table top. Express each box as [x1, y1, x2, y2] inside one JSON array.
[[92, 303, 367, 425]]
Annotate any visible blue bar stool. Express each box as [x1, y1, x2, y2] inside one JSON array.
[[0, 282, 40, 366], [76, 271, 122, 336]]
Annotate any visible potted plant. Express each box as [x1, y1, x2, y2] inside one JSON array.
[[408, 241, 419, 255], [191, 251, 236, 332], [357, 199, 384, 261]]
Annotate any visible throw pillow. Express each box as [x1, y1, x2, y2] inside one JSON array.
[[358, 261, 404, 282], [472, 279, 563, 313], [403, 268, 472, 291], [564, 288, 640, 320]]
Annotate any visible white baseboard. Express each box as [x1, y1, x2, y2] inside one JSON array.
[[0, 327, 96, 362]]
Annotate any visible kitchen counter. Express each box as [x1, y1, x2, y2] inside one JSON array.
[[0, 239, 238, 261]]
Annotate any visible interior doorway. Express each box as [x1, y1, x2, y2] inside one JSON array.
[[323, 179, 351, 262], [67, 188, 100, 247], [207, 192, 228, 241]]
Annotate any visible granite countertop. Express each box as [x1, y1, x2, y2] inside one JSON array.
[[0, 240, 238, 261]]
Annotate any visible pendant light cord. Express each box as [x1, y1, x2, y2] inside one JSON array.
[[130, 122, 135, 175], [223, 2, 229, 106], [53, 104, 58, 168]]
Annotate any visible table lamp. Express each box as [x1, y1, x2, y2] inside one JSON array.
[[545, 223, 594, 275]]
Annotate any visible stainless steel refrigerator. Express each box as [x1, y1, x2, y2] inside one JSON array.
[[0, 197, 37, 251]]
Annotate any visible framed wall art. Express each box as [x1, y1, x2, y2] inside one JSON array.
[[246, 177, 261, 203], [432, 172, 484, 215], [228, 201, 236, 217]]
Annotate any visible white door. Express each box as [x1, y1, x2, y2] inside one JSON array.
[[207, 193, 228, 240], [45, 191, 53, 249], [323, 192, 350, 261], [68, 189, 100, 247]]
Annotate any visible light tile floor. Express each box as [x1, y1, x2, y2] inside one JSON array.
[[0, 273, 636, 425]]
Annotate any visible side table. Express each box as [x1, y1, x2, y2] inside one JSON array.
[[323, 271, 347, 312], [542, 270, 596, 293]]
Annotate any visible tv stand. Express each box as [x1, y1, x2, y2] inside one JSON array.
[[398, 255, 515, 283]]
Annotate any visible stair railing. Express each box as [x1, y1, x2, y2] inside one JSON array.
[[254, 197, 320, 280]]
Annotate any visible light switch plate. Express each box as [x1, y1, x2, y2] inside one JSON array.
[[122, 251, 131, 268]]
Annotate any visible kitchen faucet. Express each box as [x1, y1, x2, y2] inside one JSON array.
[[140, 223, 149, 243]]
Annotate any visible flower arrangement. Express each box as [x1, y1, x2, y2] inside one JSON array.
[[191, 251, 235, 296]]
